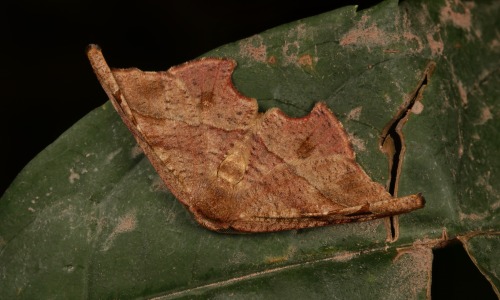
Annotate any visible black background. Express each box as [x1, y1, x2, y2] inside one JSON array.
[[2, 0, 379, 196]]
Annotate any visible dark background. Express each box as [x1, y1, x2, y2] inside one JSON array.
[[2, 0, 380, 196]]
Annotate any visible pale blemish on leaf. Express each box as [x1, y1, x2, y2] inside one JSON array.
[[347, 106, 363, 121], [411, 101, 424, 115], [459, 211, 489, 221], [489, 36, 500, 52], [448, 62, 469, 110], [417, 4, 445, 56], [348, 133, 366, 152], [238, 35, 267, 63], [475, 106, 493, 125], [340, 15, 388, 48], [491, 201, 500, 210], [426, 31, 444, 56], [130, 143, 143, 159], [281, 40, 300, 65], [439, 0, 475, 35], [457, 79, 468, 107], [63, 265, 75, 273], [106, 148, 123, 163], [102, 211, 137, 251], [280, 24, 318, 67], [416, 3, 431, 25], [458, 144, 465, 158], [401, 10, 424, 53], [475, 171, 498, 198], [68, 168, 80, 184], [403, 31, 424, 53], [287, 23, 308, 40]]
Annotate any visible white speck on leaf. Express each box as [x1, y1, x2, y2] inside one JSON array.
[[68, 168, 80, 184], [106, 148, 123, 163]]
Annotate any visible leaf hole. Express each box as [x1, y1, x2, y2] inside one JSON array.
[[380, 62, 436, 242], [431, 239, 497, 299]]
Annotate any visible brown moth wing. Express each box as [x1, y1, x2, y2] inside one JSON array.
[[87, 45, 424, 233]]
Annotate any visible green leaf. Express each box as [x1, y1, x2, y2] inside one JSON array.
[[460, 234, 500, 296], [1, 0, 499, 298]]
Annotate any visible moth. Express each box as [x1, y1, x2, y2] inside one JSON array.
[[87, 45, 425, 233]]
